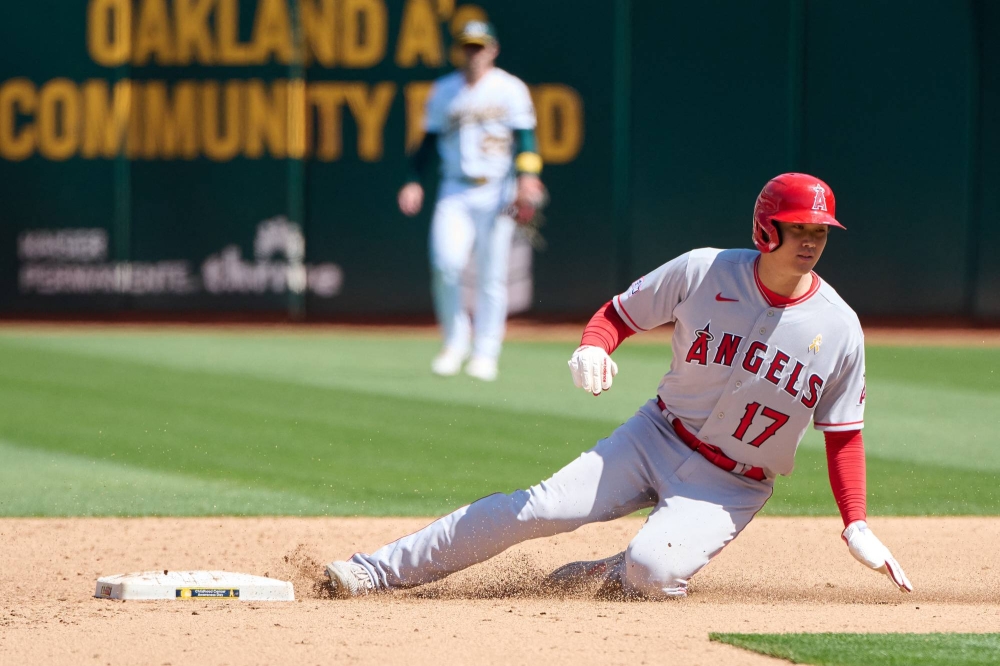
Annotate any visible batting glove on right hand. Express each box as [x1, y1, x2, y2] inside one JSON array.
[[568, 346, 618, 396], [843, 520, 913, 592]]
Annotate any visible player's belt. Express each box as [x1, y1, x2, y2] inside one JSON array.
[[656, 397, 767, 482], [459, 176, 490, 186]]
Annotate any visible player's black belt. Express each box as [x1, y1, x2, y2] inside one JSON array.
[[656, 397, 767, 482]]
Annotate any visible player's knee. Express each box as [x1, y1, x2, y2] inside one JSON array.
[[621, 545, 694, 600], [621, 563, 689, 599], [432, 263, 464, 284]]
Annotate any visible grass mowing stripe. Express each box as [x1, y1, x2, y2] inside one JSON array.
[[0, 333, 666, 424], [4, 333, 1000, 470], [855, 382, 1000, 473], [2, 332, 999, 516], [763, 446, 1000, 516], [0, 344, 607, 515], [710, 633, 1000, 666], [866, 347, 1000, 394], [7, 332, 1000, 476], [0, 439, 332, 516]]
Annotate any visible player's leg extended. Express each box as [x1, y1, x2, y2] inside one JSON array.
[[346, 407, 667, 591], [616, 432, 774, 599], [429, 189, 476, 361], [468, 183, 516, 371]]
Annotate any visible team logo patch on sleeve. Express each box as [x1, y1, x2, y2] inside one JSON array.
[[628, 277, 644, 295]]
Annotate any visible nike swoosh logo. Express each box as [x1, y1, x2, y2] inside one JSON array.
[[715, 292, 739, 302]]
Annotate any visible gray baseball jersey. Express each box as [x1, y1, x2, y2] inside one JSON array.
[[424, 68, 536, 182], [614, 247, 866, 477]]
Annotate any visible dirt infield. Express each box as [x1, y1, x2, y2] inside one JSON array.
[[2, 517, 998, 666]]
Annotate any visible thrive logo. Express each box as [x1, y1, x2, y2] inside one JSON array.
[[202, 217, 343, 297]]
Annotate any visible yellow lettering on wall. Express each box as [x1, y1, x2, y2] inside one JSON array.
[[404, 81, 432, 151], [246, 79, 287, 158], [448, 4, 487, 67], [216, 0, 255, 65], [202, 80, 242, 161], [343, 82, 395, 161], [82, 79, 137, 159], [533, 84, 583, 164], [301, 0, 337, 67], [342, 0, 387, 68], [396, 0, 443, 68], [0, 78, 37, 161], [175, 0, 215, 65], [143, 81, 198, 159], [307, 83, 346, 161], [12, 75, 584, 165], [38, 79, 81, 161], [287, 79, 307, 158], [134, 0, 176, 65], [434, 0, 454, 18], [251, 0, 294, 65], [87, 0, 131, 66]]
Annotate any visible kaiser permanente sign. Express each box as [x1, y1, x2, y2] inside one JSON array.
[[0, 0, 583, 163]]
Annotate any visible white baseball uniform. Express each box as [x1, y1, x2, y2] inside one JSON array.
[[425, 68, 536, 361], [349, 247, 867, 598]]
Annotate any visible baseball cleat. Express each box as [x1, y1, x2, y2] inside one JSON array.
[[544, 551, 625, 591], [324, 561, 376, 598], [431, 347, 468, 376], [464, 355, 498, 381]]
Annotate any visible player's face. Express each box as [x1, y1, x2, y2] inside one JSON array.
[[771, 222, 829, 274], [461, 42, 498, 77]]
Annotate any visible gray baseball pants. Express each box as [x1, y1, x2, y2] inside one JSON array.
[[351, 400, 773, 598]]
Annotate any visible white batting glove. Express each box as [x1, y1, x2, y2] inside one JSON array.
[[842, 520, 913, 592], [568, 346, 618, 396]]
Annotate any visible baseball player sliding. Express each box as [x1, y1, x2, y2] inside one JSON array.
[[398, 20, 546, 382], [328, 173, 912, 599]]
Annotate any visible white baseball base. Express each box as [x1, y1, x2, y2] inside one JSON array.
[[94, 570, 294, 601]]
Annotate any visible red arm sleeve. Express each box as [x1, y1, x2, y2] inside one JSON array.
[[580, 300, 636, 354], [825, 429, 867, 527]]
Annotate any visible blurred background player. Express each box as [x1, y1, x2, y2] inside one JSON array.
[[397, 21, 546, 382]]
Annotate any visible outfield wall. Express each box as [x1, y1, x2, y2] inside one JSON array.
[[1, 0, 997, 318]]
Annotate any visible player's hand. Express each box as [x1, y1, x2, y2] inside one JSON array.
[[512, 175, 547, 225], [842, 520, 913, 592], [398, 182, 424, 217], [568, 346, 618, 396]]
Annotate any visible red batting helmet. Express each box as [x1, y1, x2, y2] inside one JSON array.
[[752, 173, 845, 253]]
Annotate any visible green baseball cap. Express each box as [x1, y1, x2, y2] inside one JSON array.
[[457, 20, 497, 46]]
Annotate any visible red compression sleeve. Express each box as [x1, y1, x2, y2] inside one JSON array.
[[580, 300, 636, 354], [825, 430, 867, 526]]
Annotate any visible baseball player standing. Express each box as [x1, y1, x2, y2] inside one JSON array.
[[329, 173, 912, 598], [398, 20, 546, 382]]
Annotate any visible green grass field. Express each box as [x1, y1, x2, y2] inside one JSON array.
[[710, 633, 1000, 665], [0, 328, 997, 516]]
